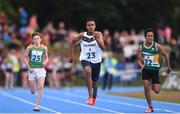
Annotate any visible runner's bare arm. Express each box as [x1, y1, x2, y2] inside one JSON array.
[[23, 46, 32, 70], [94, 31, 105, 50], [69, 32, 84, 63], [157, 44, 171, 73]]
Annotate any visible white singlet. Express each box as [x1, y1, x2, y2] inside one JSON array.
[[79, 32, 102, 63]]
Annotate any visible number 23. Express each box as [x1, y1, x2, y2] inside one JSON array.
[[87, 52, 95, 59]]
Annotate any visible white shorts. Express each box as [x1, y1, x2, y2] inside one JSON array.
[[28, 68, 46, 80]]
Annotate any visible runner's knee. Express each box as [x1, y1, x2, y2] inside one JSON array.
[[152, 84, 160, 94], [37, 85, 43, 91], [84, 67, 91, 76], [152, 88, 160, 94], [85, 70, 91, 76]]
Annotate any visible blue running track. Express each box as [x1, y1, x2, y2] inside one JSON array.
[[0, 86, 179, 113]]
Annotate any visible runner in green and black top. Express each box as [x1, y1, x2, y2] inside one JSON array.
[[23, 32, 49, 112], [137, 28, 171, 113], [141, 41, 160, 71]]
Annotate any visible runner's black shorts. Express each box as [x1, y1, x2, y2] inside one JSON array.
[[81, 60, 101, 81], [142, 68, 160, 84]]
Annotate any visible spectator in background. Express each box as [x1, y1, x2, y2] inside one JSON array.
[[169, 37, 178, 68], [20, 54, 28, 88], [42, 21, 56, 44], [54, 54, 63, 88], [164, 26, 172, 44], [67, 28, 78, 42], [129, 29, 138, 45], [103, 29, 112, 50], [42, 31, 51, 46], [119, 30, 129, 51], [23, 33, 32, 47], [2, 25, 12, 41], [123, 42, 133, 62], [129, 29, 139, 61], [0, 11, 8, 35], [19, 6, 28, 27], [63, 55, 73, 87], [0, 12, 11, 42], [43, 21, 56, 35], [18, 6, 28, 38], [0, 11, 6, 35], [4, 51, 14, 89], [46, 54, 59, 88], [74, 63, 84, 79], [137, 30, 145, 44], [11, 49, 20, 87], [111, 30, 120, 52], [102, 52, 117, 90], [56, 21, 67, 42], [26, 14, 38, 32], [0, 54, 4, 77], [156, 28, 165, 43]]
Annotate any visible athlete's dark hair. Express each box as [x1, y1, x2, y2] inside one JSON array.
[[144, 28, 154, 37], [86, 17, 96, 23]]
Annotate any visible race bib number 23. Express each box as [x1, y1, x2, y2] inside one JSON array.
[[87, 52, 95, 59]]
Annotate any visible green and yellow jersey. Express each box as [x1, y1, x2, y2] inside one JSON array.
[[28, 44, 45, 68], [141, 41, 160, 70]]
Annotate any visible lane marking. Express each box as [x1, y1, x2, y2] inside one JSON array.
[[44, 94, 124, 114], [1, 92, 62, 114], [50, 90, 179, 113]]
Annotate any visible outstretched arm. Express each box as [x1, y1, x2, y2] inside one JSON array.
[[157, 44, 171, 73], [94, 31, 105, 50], [69, 32, 84, 63]]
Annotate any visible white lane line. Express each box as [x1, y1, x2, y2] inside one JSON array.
[[44, 94, 124, 114], [67, 89, 180, 106], [63, 87, 180, 106], [1, 92, 62, 114], [53, 91, 179, 113], [105, 93, 180, 106]]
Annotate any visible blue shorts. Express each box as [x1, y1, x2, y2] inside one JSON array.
[[81, 60, 101, 81]]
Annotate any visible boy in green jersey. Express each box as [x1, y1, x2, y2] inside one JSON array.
[[137, 28, 171, 113], [23, 32, 49, 111]]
